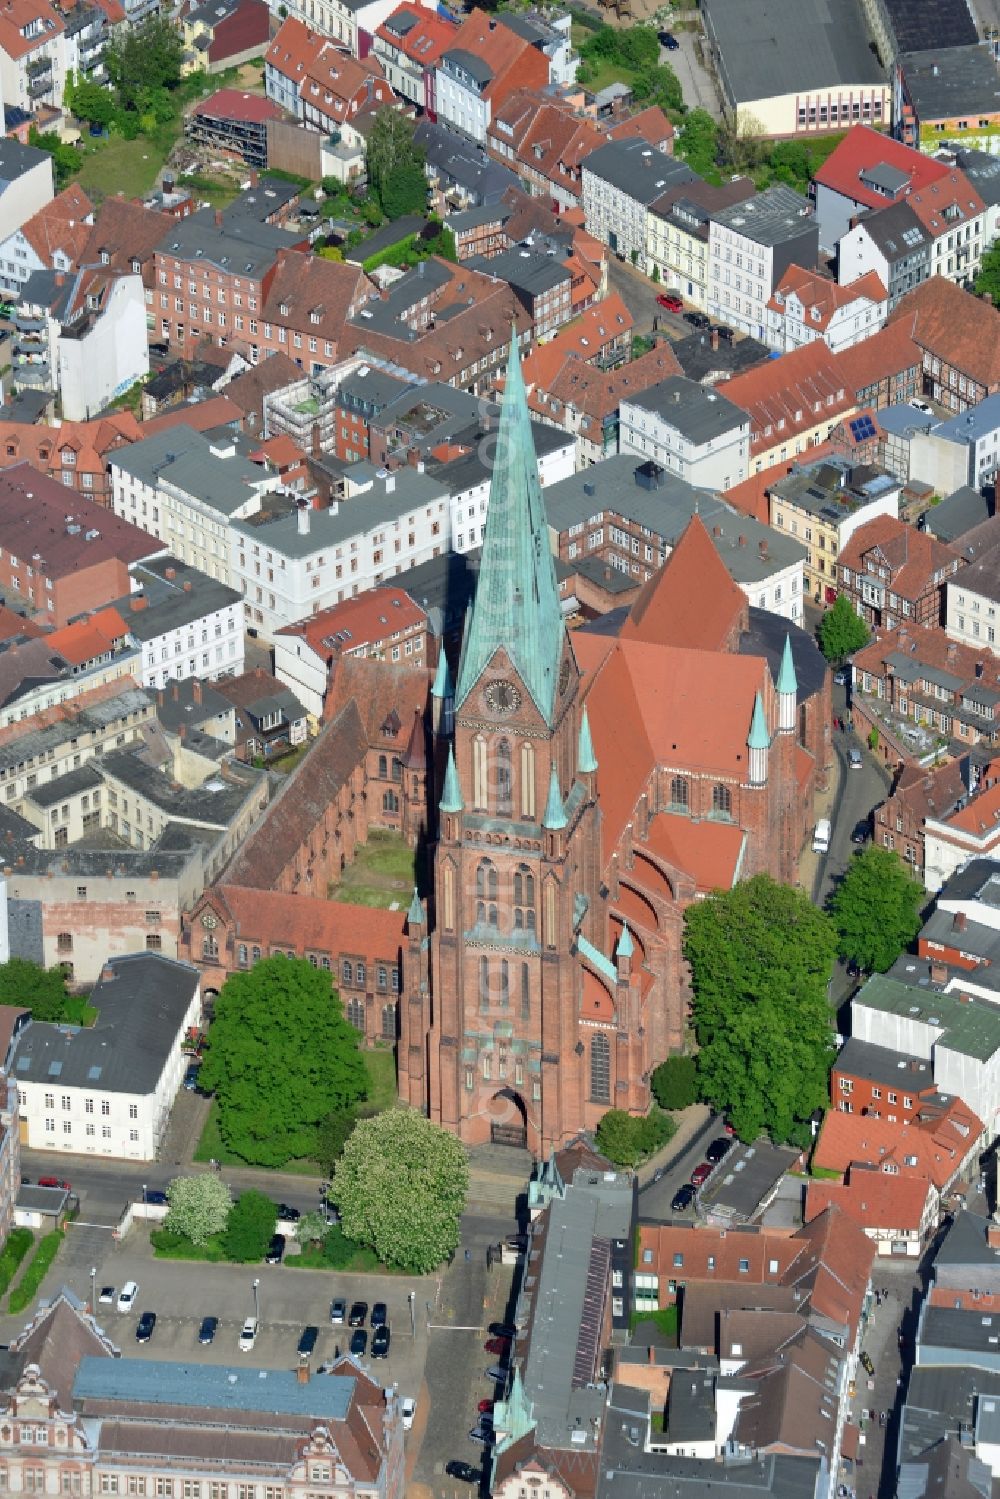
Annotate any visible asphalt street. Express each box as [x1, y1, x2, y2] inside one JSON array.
[[665, 33, 721, 117], [636, 1111, 725, 1220], [814, 680, 892, 909]]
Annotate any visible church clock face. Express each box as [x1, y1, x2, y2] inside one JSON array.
[[559, 658, 572, 695], [485, 679, 521, 716]]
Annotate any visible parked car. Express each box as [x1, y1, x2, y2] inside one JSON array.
[[489, 1322, 517, 1339], [117, 1281, 139, 1313], [265, 1234, 285, 1265], [909, 398, 933, 415], [706, 1138, 731, 1164], [715, 325, 735, 342], [372, 1326, 391, 1359], [833, 671, 846, 686], [277, 1203, 301, 1221], [485, 1364, 508, 1382], [135, 1311, 156, 1343], [658, 28, 680, 47], [98, 1286, 115, 1306], [478, 1398, 495, 1415], [671, 1184, 695, 1212], [371, 1302, 388, 1328], [656, 292, 683, 312], [848, 747, 863, 770], [145, 1189, 168, 1206], [330, 1298, 347, 1325], [723, 1121, 736, 1136], [484, 1336, 510, 1355], [350, 1328, 368, 1356], [851, 820, 869, 845], [298, 1325, 319, 1356], [469, 1426, 493, 1446], [198, 1316, 218, 1345], [38, 1176, 71, 1191], [402, 1396, 416, 1431], [684, 311, 710, 329], [846, 957, 862, 979], [239, 1317, 258, 1352], [860, 1351, 875, 1376], [349, 1301, 368, 1327], [182, 1064, 201, 1092], [690, 1162, 713, 1187], [445, 1462, 479, 1483]]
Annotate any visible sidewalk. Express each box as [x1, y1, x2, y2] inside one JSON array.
[[799, 740, 844, 899], [635, 1103, 712, 1189]]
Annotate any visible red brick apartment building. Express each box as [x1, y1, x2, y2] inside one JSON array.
[[0, 464, 162, 626]]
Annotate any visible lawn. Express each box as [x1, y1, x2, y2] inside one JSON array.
[[330, 830, 426, 908], [75, 129, 178, 201], [630, 1305, 679, 1343], [193, 1047, 397, 1169]]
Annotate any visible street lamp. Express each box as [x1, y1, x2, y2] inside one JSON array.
[[252, 1277, 260, 1323], [408, 1291, 415, 1338], [142, 1183, 147, 1209], [90, 1266, 96, 1317]]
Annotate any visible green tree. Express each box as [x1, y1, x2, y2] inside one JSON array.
[[27, 127, 82, 190], [296, 1209, 329, 1247], [223, 1190, 277, 1262], [333, 1109, 469, 1273], [818, 594, 870, 664], [651, 1055, 698, 1111], [65, 73, 117, 129], [829, 845, 923, 974], [975, 241, 1000, 303], [366, 108, 426, 219], [685, 875, 838, 1145], [0, 958, 70, 1022], [315, 1109, 357, 1173], [676, 108, 720, 180], [105, 15, 183, 112], [163, 1174, 232, 1246], [197, 957, 368, 1167], [594, 1108, 675, 1167]]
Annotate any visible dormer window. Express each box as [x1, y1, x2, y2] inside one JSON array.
[[279, 302, 289, 315], [310, 310, 320, 324], [131, 259, 140, 274], [100, 251, 110, 265]]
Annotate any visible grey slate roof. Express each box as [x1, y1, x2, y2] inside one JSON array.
[[956, 148, 1000, 208], [73, 1355, 355, 1418], [933, 1208, 1000, 1271], [100, 748, 258, 827], [925, 486, 994, 543], [622, 376, 748, 442], [10, 952, 199, 1095], [233, 469, 449, 559], [702, 0, 885, 105], [900, 46, 1000, 122], [881, 0, 977, 54], [24, 763, 103, 810], [154, 676, 234, 734], [415, 119, 520, 206], [582, 139, 697, 204], [0, 686, 151, 774], [110, 426, 264, 516], [854, 199, 931, 260], [433, 418, 571, 495], [468, 246, 570, 297], [0, 138, 49, 189], [899, 1366, 1000, 1463], [124, 557, 241, 640], [710, 184, 816, 247], [155, 206, 298, 278], [833, 1035, 932, 1089], [344, 214, 427, 266], [443, 47, 493, 85]]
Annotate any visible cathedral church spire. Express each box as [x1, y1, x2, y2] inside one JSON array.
[[455, 331, 566, 725]]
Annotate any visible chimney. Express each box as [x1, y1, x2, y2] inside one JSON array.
[[672, 389, 680, 403], [297, 1360, 309, 1384], [214, 208, 223, 229], [738, 534, 747, 547], [192, 681, 202, 705], [954, 911, 968, 932], [183, 581, 192, 592], [130, 596, 147, 612], [250, 169, 259, 188], [989, 1224, 1000, 1249], [55, 272, 64, 287], [711, 327, 719, 351], [165, 566, 176, 580], [297, 500, 310, 536], [930, 961, 948, 984], [172, 683, 180, 701], [647, 1344, 655, 1365], [99, 964, 115, 982], [157, 689, 165, 706], [758, 538, 768, 559], [255, 665, 266, 678]]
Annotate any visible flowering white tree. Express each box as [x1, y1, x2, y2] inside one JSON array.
[[164, 1174, 232, 1246], [333, 1109, 469, 1273]]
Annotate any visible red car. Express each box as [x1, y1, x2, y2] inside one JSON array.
[[690, 1163, 712, 1187], [478, 1399, 495, 1414], [37, 1176, 71, 1190], [484, 1337, 510, 1355], [656, 293, 683, 312]]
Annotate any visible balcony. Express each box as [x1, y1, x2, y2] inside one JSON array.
[[26, 55, 52, 77], [28, 75, 53, 98]]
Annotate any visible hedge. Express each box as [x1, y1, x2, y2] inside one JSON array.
[[0, 1228, 33, 1299], [8, 1230, 64, 1313]]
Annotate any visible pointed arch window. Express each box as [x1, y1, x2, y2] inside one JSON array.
[[543, 878, 557, 950], [520, 742, 536, 819], [669, 775, 689, 811], [346, 998, 364, 1031], [496, 739, 512, 815], [479, 956, 490, 1013], [590, 1033, 610, 1103], [442, 862, 455, 931], [500, 959, 509, 1008], [381, 1003, 397, 1040], [383, 790, 399, 813], [476, 860, 499, 927], [378, 754, 388, 778], [521, 963, 530, 1020], [513, 864, 536, 931], [712, 783, 732, 819], [473, 735, 488, 809]]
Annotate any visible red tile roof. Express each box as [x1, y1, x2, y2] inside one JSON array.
[[375, 3, 456, 63], [277, 587, 428, 659], [889, 278, 1000, 392], [644, 812, 745, 892], [45, 608, 128, 667], [20, 184, 93, 268], [833, 317, 921, 400], [445, 7, 547, 105], [622, 514, 746, 652], [194, 89, 284, 125], [0, 0, 64, 60], [0, 463, 161, 580], [805, 1162, 932, 1231], [905, 170, 985, 240], [211, 885, 406, 962], [767, 265, 887, 327], [839, 513, 962, 602], [533, 293, 632, 365], [523, 342, 681, 426], [142, 396, 246, 435], [607, 106, 674, 150], [723, 341, 855, 458], [812, 1096, 984, 1189], [0, 413, 140, 475], [812, 124, 952, 210]]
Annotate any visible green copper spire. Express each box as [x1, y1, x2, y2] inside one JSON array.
[[776, 633, 797, 695], [747, 691, 769, 750], [455, 331, 565, 724], [617, 922, 634, 960], [577, 705, 598, 774], [407, 887, 423, 927], [439, 745, 463, 813], [431, 652, 453, 700], [542, 762, 567, 830]]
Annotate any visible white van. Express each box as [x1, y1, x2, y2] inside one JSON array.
[[812, 819, 831, 854]]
